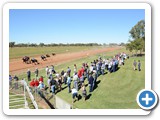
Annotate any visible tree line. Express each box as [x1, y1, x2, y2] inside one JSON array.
[[126, 20, 145, 56], [9, 42, 126, 47]]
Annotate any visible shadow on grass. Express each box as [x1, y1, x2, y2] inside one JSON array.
[[43, 96, 55, 109], [86, 94, 92, 101], [92, 80, 101, 91]]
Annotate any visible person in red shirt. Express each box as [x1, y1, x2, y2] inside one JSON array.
[[39, 76, 44, 83], [30, 79, 35, 87], [81, 67, 85, 75], [78, 69, 82, 78], [34, 79, 39, 87]]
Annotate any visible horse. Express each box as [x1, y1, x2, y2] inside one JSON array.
[[31, 58, 39, 65], [46, 54, 50, 57], [52, 53, 56, 56], [22, 56, 30, 64], [41, 55, 46, 61]]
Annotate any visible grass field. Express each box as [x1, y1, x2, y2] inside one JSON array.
[[9, 46, 101, 59], [14, 47, 145, 109]]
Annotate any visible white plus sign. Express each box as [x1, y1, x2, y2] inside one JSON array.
[[142, 93, 153, 105]]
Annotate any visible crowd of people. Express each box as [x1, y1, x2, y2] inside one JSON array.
[[9, 52, 142, 104]]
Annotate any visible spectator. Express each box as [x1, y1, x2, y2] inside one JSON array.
[[71, 87, 79, 103], [79, 73, 84, 87], [58, 77, 62, 91], [67, 76, 71, 93], [81, 83, 87, 101], [37, 81, 46, 98], [138, 60, 141, 71], [50, 78, 56, 95], [51, 65, 56, 74], [34, 79, 39, 87], [101, 62, 105, 75], [27, 69, 31, 81], [108, 61, 112, 73], [35, 68, 39, 78], [88, 73, 94, 92], [30, 79, 35, 87], [9, 75, 12, 88], [73, 72, 79, 91], [67, 67, 71, 77], [39, 76, 44, 83], [13, 75, 19, 89], [47, 77, 51, 87], [63, 71, 67, 84], [74, 64, 77, 73], [45, 66, 49, 77], [133, 60, 137, 70], [92, 70, 97, 90]]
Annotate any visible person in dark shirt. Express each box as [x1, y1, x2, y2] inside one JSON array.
[[50, 78, 56, 95], [138, 60, 141, 71], [27, 69, 31, 81], [88, 73, 94, 92]]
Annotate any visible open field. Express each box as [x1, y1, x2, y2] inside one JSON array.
[[9, 46, 102, 59], [12, 47, 145, 109]]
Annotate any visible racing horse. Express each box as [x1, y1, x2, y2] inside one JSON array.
[[52, 53, 56, 56], [31, 58, 39, 65], [46, 54, 50, 57], [41, 55, 46, 61], [22, 56, 30, 64]]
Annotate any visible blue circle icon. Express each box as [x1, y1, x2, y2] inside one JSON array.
[[137, 89, 158, 110]]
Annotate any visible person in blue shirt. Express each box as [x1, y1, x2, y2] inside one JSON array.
[[67, 76, 71, 93]]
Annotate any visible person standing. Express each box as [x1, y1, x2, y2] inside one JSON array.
[[67, 76, 71, 93], [133, 60, 137, 70], [74, 64, 77, 74], [35, 68, 39, 78], [71, 87, 79, 103], [88, 73, 94, 92], [73, 72, 79, 91], [81, 83, 87, 101], [50, 78, 56, 95], [27, 69, 31, 81], [9, 75, 12, 89], [138, 60, 141, 71], [45, 66, 49, 77], [67, 67, 71, 77]]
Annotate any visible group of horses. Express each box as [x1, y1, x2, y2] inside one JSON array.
[[22, 53, 56, 65]]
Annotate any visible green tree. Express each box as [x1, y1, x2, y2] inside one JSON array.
[[129, 20, 145, 40], [126, 20, 145, 55], [9, 42, 15, 48], [39, 43, 45, 47]]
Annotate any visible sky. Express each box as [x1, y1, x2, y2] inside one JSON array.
[[9, 9, 145, 44]]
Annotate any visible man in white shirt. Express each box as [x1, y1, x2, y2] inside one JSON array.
[[45, 66, 49, 77], [73, 73, 79, 91], [71, 87, 78, 103]]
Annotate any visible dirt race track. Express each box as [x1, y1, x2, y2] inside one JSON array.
[[9, 47, 121, 75]]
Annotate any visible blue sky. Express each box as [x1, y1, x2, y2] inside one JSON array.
[[9, 9, 145, 44]]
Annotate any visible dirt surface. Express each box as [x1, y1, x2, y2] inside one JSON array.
[[9, 47, 121, 75]]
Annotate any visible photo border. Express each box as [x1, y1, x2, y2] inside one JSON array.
[[3, 2, 151, 115]]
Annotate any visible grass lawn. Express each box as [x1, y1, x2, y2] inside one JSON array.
[[15, 48, 145, 109], [9, 46, 100, 59]]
